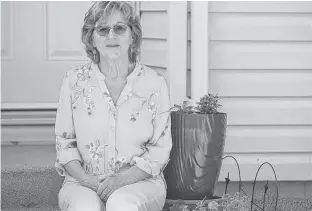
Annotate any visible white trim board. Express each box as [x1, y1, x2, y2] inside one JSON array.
[[1, 102, 57, 110], [191, 1, 209, 101], [219, 153, 312, 181], [167, 1, 187, 106]]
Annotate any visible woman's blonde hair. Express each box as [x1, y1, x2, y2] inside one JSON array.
[[82, 1, 142, 64]]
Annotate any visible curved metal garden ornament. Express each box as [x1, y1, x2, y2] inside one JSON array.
[[218, 158, 280, 211], [221, 155, 242, 195], [251, 162, 279, 211]]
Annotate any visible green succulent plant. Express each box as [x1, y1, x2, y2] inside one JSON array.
[[172, 94, 222, 114], [195, 94, 222, 114], [173, 100, 195, 114]]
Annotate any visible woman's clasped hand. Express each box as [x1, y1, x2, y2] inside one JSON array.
[[96, 174, 123, 202]]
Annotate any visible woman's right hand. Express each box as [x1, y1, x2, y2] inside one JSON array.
[[79, 174, 108, 192], [81, 164, 131, 192]]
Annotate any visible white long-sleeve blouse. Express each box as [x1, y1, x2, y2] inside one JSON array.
[[54, 62, 172, 184]]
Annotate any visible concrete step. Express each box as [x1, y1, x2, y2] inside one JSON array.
[[1, 145, 62, 210], [1, 165, 63, 209], [2, 205, 60, 211]]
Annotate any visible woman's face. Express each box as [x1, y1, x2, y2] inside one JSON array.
[[93, 10, 132, 60]]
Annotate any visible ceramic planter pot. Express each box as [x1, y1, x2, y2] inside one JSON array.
[[164, 111, 227, 200]]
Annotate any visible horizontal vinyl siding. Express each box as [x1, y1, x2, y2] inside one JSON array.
[[208, 2, 312, 180], [209, 2, 312, 13], [139, 2, 168, 80], [210, 70, 312, 97], [209, 13, 312, 41], [140, 2, 312, 180], [209, 42, 312, 69]]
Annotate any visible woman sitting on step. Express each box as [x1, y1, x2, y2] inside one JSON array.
[[55, 1, 172, 211]]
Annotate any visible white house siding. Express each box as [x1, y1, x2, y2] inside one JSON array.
[[208, 2, 312, 181], [141, 1, 312, 181], [139, 1, 187, 106], [139, 2, 169, 80]]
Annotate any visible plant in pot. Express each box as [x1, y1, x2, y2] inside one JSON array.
[[164, 93, 227, 201]]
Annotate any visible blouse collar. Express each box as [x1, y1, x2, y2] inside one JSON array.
[[93, 62, 142, 83]]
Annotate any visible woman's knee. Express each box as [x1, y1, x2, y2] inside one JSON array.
[[105, 179, 167, 211], [68, 200, 104, 211], [59, 183, 104, 211], [106, 192, 139, 211]]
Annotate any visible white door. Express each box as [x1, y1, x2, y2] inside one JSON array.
[[1, 2, 92, 145], [1, 1, 92, 108]]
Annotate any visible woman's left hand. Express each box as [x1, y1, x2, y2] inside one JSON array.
[[97, 175, 125, 201]]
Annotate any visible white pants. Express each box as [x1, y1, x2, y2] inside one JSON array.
[[58, 177, 166, 211]]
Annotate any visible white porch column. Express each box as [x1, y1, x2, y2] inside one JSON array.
[[167, 1, 187, 106], [191, 1, 209, 102]]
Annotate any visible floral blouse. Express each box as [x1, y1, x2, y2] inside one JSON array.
[[55, 62, 172, 184]]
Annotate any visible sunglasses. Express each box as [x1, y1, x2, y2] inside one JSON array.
[[95, 23, 129, 37]]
